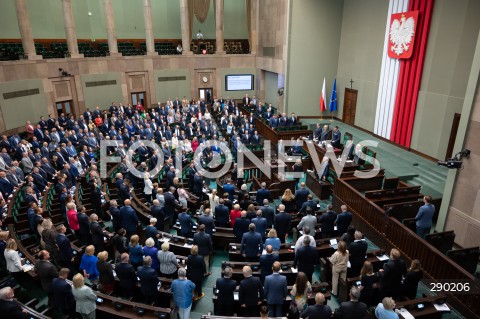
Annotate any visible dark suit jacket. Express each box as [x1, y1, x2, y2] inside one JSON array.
[[198, 215, 216, 236], [334, 300, 368, 319], [163, 192, 176, 217], [295, 188, 310, 210], [241, 231, 263, 257], [233, 217, 250, 242], [260, 206, 275, 228], [319, 211, 336, 237], [348, 240, 368, 276], [0, 178, 13, 198], [150, 205, 166, 230], [115, 262, 137, 291], [56, 234, 73, 264], [137, 266, 159, 297], [178, 212, 195, 234], [293, 245, 318, 277], [300, 200, 317, 213], [274, 212, 291, 238], [187, 254, 206, 282], [35, 260, 59, 292], [259, 253, 279, 280], [120, 206, 138, 233], [255, 188, 270, 204], [109, 206, 122, 231], [216, 277, 237, 305], [90, 221, 107, 250], [0, 300, 29, 319], [380, 259, 407, 298], [193, 232, 213, 257], [214, 204, 230, 226], [264, 273, 288, 304], [51, 278, 75, 310], [336, 212, 353, 235], [239, 276, 264, 306]]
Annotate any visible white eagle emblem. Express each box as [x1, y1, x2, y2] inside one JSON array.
[[389, 14, 415, 56]]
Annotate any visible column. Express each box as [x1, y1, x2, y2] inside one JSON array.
[[14, 0, 42, 60], [60, 0, 83, 58], [143, 0, 157, 55], [250, 0, 258, 55], [215, 0, 225, 54], [180, 0, 192, 55], [103, 0, 120, 56]]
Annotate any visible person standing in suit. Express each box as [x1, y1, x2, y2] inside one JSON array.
[[348, 231, 368, 278], [163, 187, 177, 226], [56, 224, 74, 272], [260, 200, 275, 229], [415, 196, 435, 239], [401, 259, 423, 300], [120, 199, 139, 238], [299, 195, 317, 214], [109, 200, 122, 232], [264, 261, 288, 317], [89, 213, 110, 252], [293, 236, 318, 282], [35, 250, 59, 305], [320, 125, 331, 142], [240, 223, 263, 262], [115, 253, 137, 299], [336, 205, 352, 236], [0, 287, 29, 318], [233, 210, 250, 242], [214, 199, 230, 227], [193, 224, 213, 273], [251, 210, 267, 239], [297, 208, 317, 236], [186, 245, 207, 300], [319, 205, 336, 238], [150, 199, 166, 232], [379, 249, 407, 299], [198, 208, 216, 236], [295, 183, 310, 211], [256, 182, 270, 204], [274, 204, 291, 243], [71, 273, 97, 319], [137, 256, 160, 305], [215, 266, 237, 316], [51, 268, 75, 318], [300, 293, 332, 319], [333, 286, 368, 319], [178, 207, 196, 238], [77, 206, 92, 245], [331, 126, 342, 148], [259, 245, 279, 283], [238, 266, 264, 317]]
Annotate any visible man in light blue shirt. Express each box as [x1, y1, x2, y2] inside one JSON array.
[[171, 268, 196, 319]]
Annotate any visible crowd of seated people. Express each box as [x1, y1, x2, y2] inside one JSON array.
[[0, 95, 425, 319]]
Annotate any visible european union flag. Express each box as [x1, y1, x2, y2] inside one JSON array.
[[329, 78, 337, 112]]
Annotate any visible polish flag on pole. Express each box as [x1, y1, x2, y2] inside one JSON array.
[[320, 77, 327, 112]]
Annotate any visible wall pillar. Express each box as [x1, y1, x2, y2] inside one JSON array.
[[14, 0, 42, 60], [143, 0, 157, 56], [103, 0, 121, 57], [215, 0, 225, 54], [180, 0, 193, 55], [60, 0, 83, 58]]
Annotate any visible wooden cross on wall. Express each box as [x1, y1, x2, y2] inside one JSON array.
[[350, 78, 354, 89]]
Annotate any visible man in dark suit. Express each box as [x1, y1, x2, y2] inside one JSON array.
[[348, 231, 368, 277], [295, 183, 310, 211], [193, 224, 213, 273], [336, 205, 353, 236], [255, 182, 270, 205], [90, 213, 110, 252], [299, 194, 318, 214], [109, 199, 122, 232], [293, 236, 318, 282], [51, 268, 75, 318], [35, 250, 59, 305], [264, 261, 288, 317], [0, 287, 29, 318], [301, 293, 332, 319], [192, 172, 204, 199], [260, 200, 275, 229], [115, 253, 138, 299], [333, 286, 368, 319], [178, 207, 196, 238], [240, 223, 263, 262], [120, 199, 139, 238], [118, 179, 131, 203], [163, 187, 177, 226], [137, 256, 159, 304], [198, 208, 216, 236], [0, 171, 14, 198], [259, 245, 278, 283], [320, 125, 331, 142], [331, 126, 342, 148], [166, 166, 176, 189], [274, 204, 291, 243], [251, 210, 267, 239], [214, 199, 230, 227], [215, 267, 237, 316], [234, 211, 250, 243], [319, 205, 336, 238], [56, 224, 74, 271], [379, 249, 407, 299], [238, 266, 264, 317], [151, 199, 166, 232]]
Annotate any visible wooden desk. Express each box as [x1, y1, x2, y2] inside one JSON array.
[[95, 292, 172, 319], [395, 295, 451, 319], [306, 171, 332, 200], [221, 260, 298, 285], [254, 116, 312, 145]]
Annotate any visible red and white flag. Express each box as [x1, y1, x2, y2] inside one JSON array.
[[320, 78, 326, 112]]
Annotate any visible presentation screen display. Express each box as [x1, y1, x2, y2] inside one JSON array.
[[225, 74, 254, 91]]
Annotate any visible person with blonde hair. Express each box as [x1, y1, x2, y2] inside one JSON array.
[[265, 229, 281, 252], [97, 251, 114, 294], [157, 242, 179, 278], [359, 261, 379, 307], [144, 172, 154, 202], [41, 218, 59, 266], [375, 297, 398, 319], [281, 188, 296, 212], [143, 237, 159, 272], [128, 234, 143, 269], [208, 189, 219, 214], [329, 240, 349, 296], [66, 202, 79, 236], [79, 245, 99, 284], [4, 238, 30, 289], [402, 259, 423, 300], [379, 248, 407, 299], [71, 273, 97, 319], [187, 245, 206, 300]]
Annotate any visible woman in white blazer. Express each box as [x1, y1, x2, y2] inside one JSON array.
[[72, 273, 97, 319], [143, 172, 154, 203], [4, 239, 29, 288]]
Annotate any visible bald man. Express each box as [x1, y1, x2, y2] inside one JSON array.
[[300, 293, 331, 319]]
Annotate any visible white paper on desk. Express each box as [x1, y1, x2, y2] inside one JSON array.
[[162, 237, 170, 242], [396, 308, 414, 319], [231, 245, 237, 250], [262, 249, 266, 255], [317, 204, 321, 208], [22, 264, 33, 272], [279, 269, 283, 273], [347, 261, 351, 268], [291, 267, 298, 273], [234, 292, 239, 301], [434, 303, 450, 311], [183, 243, 193, 248], [376, 254, 389, 261], [334, 226, 337, 231], [346, 160, 353, 163]]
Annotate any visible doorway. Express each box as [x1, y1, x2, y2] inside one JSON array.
[[342, 88, 358, 125], [198, 88, 213, 104], [445, 113, 461, 160], [131, 92, 146, 109], [56, 100, 74, 117]]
